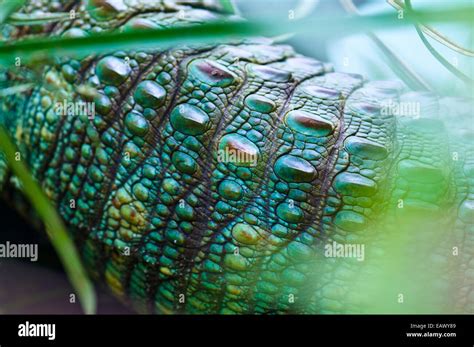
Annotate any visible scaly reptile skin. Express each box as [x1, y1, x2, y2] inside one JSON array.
[[1, 0, 473, 314]]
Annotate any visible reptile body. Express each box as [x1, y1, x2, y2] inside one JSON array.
[[0, 0, 473, 314]]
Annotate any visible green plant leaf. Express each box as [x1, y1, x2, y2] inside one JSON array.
[[340, 0, 431, 91], [0, 0, 25, 24], [219, 0, 238, 15], [367, 32, 431, 91], [0, 126, 96, 315], [0, 5, 472, 64], [6, 12, 71, 25], [0, 83, 33, 96], [405, 0, 473, 87], [0, 20, 259, 64]]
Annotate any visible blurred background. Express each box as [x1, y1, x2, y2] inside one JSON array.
[[236, 0, 473, 97]]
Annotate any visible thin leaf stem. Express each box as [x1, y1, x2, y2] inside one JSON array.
[[0, 127, 96, 314]]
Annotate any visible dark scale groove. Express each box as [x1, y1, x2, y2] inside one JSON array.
[[139, 52, 303, 313], [243, 74, 330, 314], [110, 46, 216, 191], [34, 87, 85, 185], [172, 56, 303, 312], [280, 90, 362, 311], [246, 79, 366, 313], [303, 85, 376, 242], [50, 54, 113, 209], [179, 80, 299, 313], [191, 69, 327, 314], [22, 88, 42, 165], [58, 53, 170, 286], [180, 82, 270, 305], [15, 89, 32, 163], [48, 94, 98, 205], [171, 71, 250, 313], [87, 51, 168, 229], [56, 123, 98, 218], [302, 93, 352, 236], [116, 48, 221, 310], [119, 50, 204, 302], [153, 68, 250, 311], [116, 47, 220, 306], [82, 50, 182, 288]]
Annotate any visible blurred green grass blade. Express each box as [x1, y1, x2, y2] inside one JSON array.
[[405, 0, 473, 87], [340, 0, 431, 91], [0, 0, 25, 24], [389, 0, 474, 57], [0, 127, 96, 314], [0, 21, 259, 63], [368, 32, 432, 91], [0, 83, 33, 96], [7, 12, 71, 25], [219, 0, 238, 14], [0, 5, 472, 63], [414, 23, 473, 86]]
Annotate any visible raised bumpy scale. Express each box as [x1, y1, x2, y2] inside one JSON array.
[[0, 0, 473, 314]]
